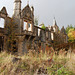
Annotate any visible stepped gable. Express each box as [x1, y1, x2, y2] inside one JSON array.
[[0, 7, 8, 15]]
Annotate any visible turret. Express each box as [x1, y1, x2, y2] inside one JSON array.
[[53, 17, 59, 33], [53, 17, 57, 26], [31, 6, 34, 16]]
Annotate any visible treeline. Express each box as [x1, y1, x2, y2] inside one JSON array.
[[66, 25, 75, 42]]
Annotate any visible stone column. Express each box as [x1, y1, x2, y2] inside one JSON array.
[[31, 24, 33, 32], [3, 36, 7, 51], [51, 32, 54, 40], [20, 19, 23, 32], [18, 36, 24, 55], [18, 41, 23, 55], [26, 22, 28, 31]]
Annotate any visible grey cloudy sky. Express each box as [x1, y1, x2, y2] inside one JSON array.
[[0, 0, 75, 29]]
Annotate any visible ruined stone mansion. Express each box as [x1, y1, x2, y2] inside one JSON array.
[[0, 0, 68, 54]]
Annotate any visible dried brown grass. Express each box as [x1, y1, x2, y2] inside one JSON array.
[[0, 49, 75, 75]]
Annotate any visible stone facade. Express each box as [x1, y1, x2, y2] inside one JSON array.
[[0, 0, 68, 54]]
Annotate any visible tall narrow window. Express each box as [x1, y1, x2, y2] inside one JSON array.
[[24, 22, 27, 30], [38, 29, 40, 36], [0, 18, 4, 28]]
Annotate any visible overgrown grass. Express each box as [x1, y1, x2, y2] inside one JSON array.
[[0, 49, 75, 75]]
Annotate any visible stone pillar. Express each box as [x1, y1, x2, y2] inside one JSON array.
[[26, 22, 28, 31], [18, 41, 23, 55], [51, 32, 54, 40], [31, 24, 33, 32], [20, 19, 23, 32], [3, 36, 7, 51], [18, 36, 24, 55]]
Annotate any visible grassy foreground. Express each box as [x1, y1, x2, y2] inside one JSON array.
[[0, 50, 75, 75]]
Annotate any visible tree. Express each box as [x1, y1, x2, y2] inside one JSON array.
[[41, 24, 46, 30], [66, 25, 74, 34], [68, 30, 75, 42], [66, 25, 75, 42], [6, 18, 17, 52], [68, 28, 75, 33]]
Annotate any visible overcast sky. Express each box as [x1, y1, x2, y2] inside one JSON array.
[[0, 0, 75, 29]]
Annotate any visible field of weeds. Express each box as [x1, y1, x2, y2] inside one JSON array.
[[0, 49, 75, 75]]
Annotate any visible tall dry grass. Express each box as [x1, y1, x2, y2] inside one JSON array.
[[0, 49, 75, 75]]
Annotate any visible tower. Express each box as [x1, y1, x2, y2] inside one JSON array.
[[53, 17, 57, 26], [53, 17, 59, 33], [13, 0, 21, 18]]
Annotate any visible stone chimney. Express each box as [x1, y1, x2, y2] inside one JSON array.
[[13, 0, 21, 18]]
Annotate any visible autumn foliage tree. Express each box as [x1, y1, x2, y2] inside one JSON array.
[[68, 30, 75, 42], [66, 25, 75, 42]]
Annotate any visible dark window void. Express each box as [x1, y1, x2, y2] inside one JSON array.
[[13, 41, 16, 44], [8, 40, 18, 52], [12, 40, 18, 52], [0, 36, 4, 52]]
